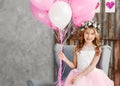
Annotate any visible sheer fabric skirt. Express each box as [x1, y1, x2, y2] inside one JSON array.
[[64, 68, 114, 86]]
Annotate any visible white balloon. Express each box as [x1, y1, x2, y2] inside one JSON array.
[[49, 1, 72, 30]]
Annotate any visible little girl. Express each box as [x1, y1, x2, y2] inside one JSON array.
[[58, 20, 114, 86]]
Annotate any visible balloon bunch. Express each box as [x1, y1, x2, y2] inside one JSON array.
[[30, 0, 98, 86], [30, 0, 98, 29]]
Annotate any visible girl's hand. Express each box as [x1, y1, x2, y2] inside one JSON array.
[[71, 73, 83, 84], [71, 76, 78, 84], [58, 52, 66, 61]]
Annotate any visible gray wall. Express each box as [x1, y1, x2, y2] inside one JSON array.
[[0, 0, 54, 86]]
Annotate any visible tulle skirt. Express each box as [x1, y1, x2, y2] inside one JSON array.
[[64, 68, 114, 86]]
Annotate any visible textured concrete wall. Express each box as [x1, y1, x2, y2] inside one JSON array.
[[0, 0, 54, 86]]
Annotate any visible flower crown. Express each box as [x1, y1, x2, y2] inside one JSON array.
[[80, 20, 101, 32]]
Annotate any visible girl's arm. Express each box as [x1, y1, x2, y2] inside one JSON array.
[[58, 47, 77, 69]]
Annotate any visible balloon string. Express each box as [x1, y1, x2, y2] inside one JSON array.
[[63, 21, 71, 39], [58, 30, 63, 86]]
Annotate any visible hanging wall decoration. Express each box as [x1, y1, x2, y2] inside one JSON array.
[[105, 0, 115, 13]]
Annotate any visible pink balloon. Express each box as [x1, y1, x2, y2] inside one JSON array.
[[31, 0, 54, 11], [59, 0, 69, 3], [70, 0, 98, 27], [30, 0, 58, 30], [73, 11, 95, 27]]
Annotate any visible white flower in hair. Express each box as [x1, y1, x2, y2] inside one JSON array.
[[81, 22, 85, 26], [88, 21, 92, 26], [93, 23, 97, 28], [97, 24, 101, 30], [81, 28, 85, 31]]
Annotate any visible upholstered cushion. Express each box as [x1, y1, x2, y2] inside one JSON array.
[[97, 45, 112, 75]]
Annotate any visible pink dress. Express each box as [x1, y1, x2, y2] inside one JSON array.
[[64, 48, 114, 86]]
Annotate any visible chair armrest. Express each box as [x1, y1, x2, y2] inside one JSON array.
[[97, 45, 112, 75], [27, 80, 56, 86]]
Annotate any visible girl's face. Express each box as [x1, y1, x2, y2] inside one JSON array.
[[84, 28, 95, 44]]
